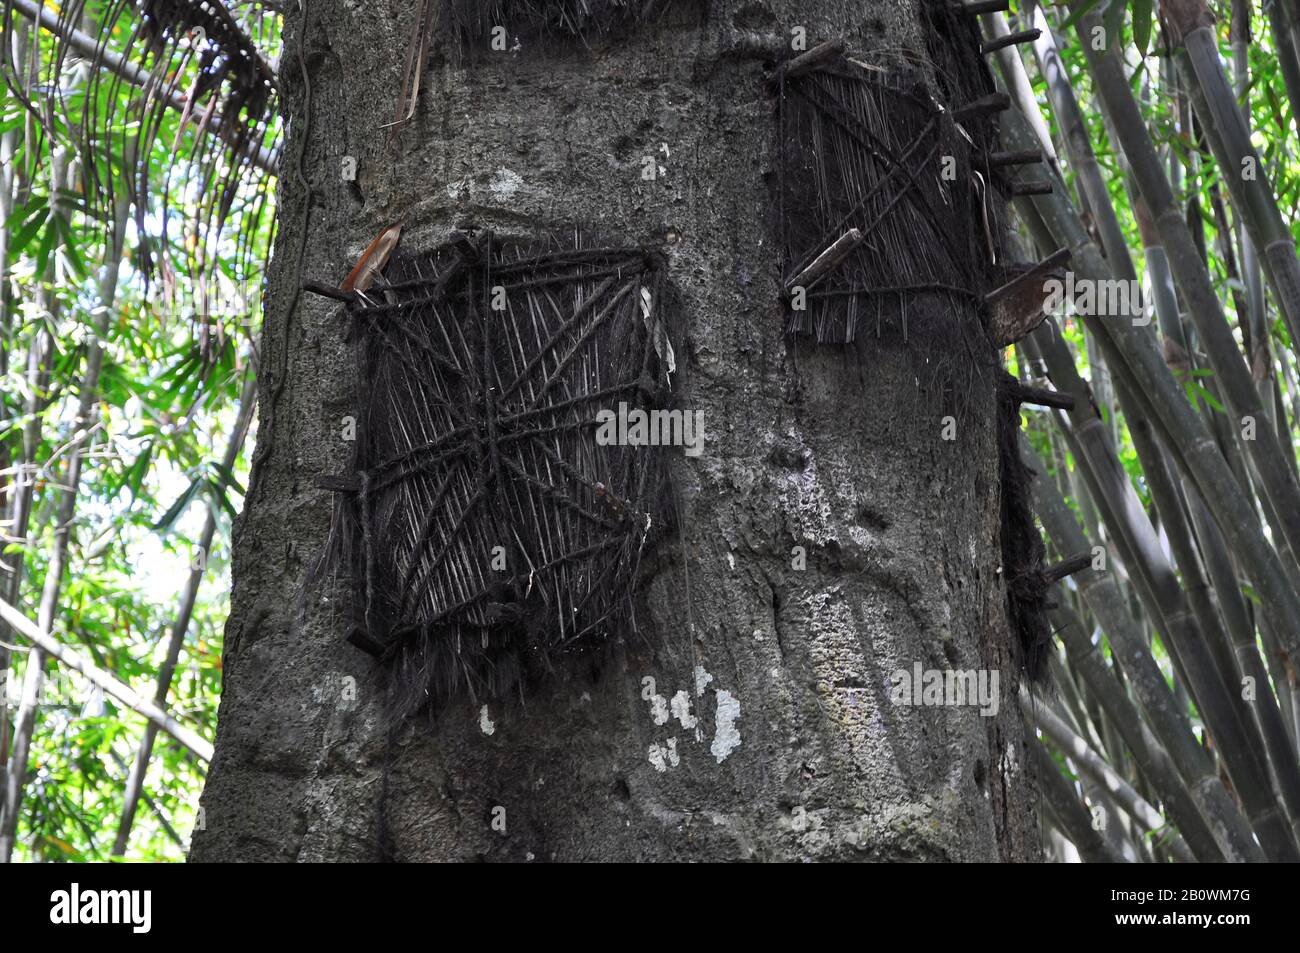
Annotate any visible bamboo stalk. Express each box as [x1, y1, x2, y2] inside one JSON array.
[[1166, 0, 1300, 357], [0, 179, 128, 862], [1022, 319, 1200, 697], [107, 750, 185, 850], [1036, 670, 1143, 860], [1143, 189, 1300, 746], [1032, 349, 1294, 853], [1229, 0, 1274, 429], [112, 371, 257, 857], [0, 142, 68, 860], [1046, 652, 1105, 758], [1125, 220, 1300, 822], [1023, 441, 1269, 862], [1049, 603, 1226, 862], [1048, 291, 1300, 852], [1022, 689, 1194, 862], [0, 33, 21, 818], [1072, 4, 1300, 575], [1029, 738, 1128, 863], [1265, 0, 1300, 147], [1002, 98, 1300, 677], [0, 597, 213, 763]]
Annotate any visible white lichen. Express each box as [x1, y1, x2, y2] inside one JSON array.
[[670, 690, 697, 730], [488, 167, 523, 200], [694, 665, 714, 697], [648, 738, 680, 772], [711, 690, 742, 763], [648, 692, 670, 726]]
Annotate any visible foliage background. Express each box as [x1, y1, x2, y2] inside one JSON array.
[[1, 1, 280, 860]]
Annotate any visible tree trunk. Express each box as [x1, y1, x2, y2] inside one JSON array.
[[192, 0, 1039, 862]]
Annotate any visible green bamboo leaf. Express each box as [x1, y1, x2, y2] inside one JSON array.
[[209, 460, 247, 497], [153, 479, 202, 532], [1103, 0, 1126, 51], [125, 444, 154, 499], [205, 477, 238, 521], [34, 217, 60, 276], [54, 215, 88, 280], [1264, 83, 1287, 138], [53, 188, 88, 213], [1188, 381, 1225, 414], [4, 195, 45, 231], [7, 202, 48, 257], [1132, 0, 1152, 57]]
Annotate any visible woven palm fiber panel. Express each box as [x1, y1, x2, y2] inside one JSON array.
[[774, 48, 1052, 681], [326, 233, 678, 714], [776, 57, 996, 346], [437, 0, 700, 48]]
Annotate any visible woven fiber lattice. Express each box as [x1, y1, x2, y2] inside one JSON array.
[[777, 58, 989, 344], [326, 233, 678, 713], [438, 0, 694, 45]]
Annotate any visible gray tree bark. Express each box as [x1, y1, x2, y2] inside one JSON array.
[[192, 0, 1039, 862]]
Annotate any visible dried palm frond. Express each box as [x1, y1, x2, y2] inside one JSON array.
[[2, 0, 280, 283]]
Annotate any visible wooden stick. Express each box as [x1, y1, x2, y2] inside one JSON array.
[[773, 39, 846, 84], [1001, 379, 1077, 411], [785, 229, 864, 293], [0, 597, 213, 762], [953, 0, 1011, 14], [314, 473, 361, 493], [346, 626, 386, 658], [1010, 180, 1055, 196], [988, 149, 1044, 168], [953, 92, 1011, 122], [981, 29, 1043, 55], [1043, 553, 1095, 584], [449, 229, 482, 263], [302, 280, 356, 302]]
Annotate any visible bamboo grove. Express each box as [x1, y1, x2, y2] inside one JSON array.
[[1, 0, 1299, 863]]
